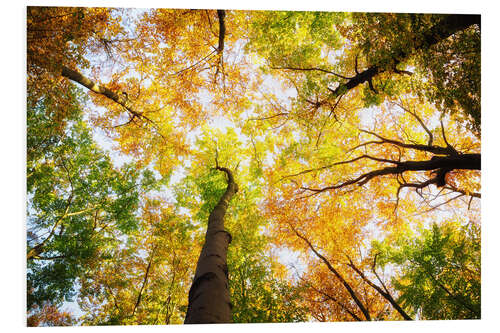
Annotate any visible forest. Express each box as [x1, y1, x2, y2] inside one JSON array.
[[26, 7, 481, 326]]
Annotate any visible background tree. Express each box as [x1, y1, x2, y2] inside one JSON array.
[[373, 221, 481, 319], [77, 197, 197, 325], [27, 86, 155, 315]]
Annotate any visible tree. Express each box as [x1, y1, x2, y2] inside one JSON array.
[[27, 85, 155, 312], [26, 7, 481, 325], [373, 221, 481, 319], [184, 162, 238, 323], [178, 128, 306, 323], [77, 197, 198, 325]]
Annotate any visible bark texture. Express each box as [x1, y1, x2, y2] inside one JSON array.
[[184, 166, 238, 324], [216, 10, 226, 53]]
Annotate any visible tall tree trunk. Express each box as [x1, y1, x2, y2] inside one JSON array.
[[184, 166, 238, 324]]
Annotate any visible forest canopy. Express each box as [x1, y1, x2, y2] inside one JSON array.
[[26, 6, 480, 326]]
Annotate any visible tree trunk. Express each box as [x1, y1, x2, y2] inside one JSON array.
[[330, 14, 480, 97], [184, 166, 238, 324]]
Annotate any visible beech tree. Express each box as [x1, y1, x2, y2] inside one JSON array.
[[26, 7, 481, 325], [77, 197, 198, 325]]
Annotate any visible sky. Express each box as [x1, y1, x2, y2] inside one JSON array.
[[5, 0, 500, 332]]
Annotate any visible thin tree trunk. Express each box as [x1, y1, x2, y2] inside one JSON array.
[[131, 246, 156, 318], [184, 166, 238, 324], [346, 256, 412, 320], [289, 223, 372, 321]]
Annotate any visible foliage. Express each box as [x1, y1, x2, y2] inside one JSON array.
[[77, 198, 198, 325], [26, 7, 480, 325], [27, 302, 76, 327], [347, 13, 481, 132], [373, 222, 481, 319], [27, 7, 123, 133], [27, 87, 155, 310]]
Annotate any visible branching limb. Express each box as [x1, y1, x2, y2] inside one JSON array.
[[315, 94, 344, 147], [172, 50, 217, 77], [247, 112, 289, 122], [270, 65, 353, 80], [300, 153, 480, 196], [294, 270, 362, 321], [281, 154, 402, 183], [394, 99, 433, 146], [358, 129, 455, 155], [371, 254, 390, 295], [345, 255, 412, 320], [288, 223, 372, 321], [132, 245, 157, 317], [61, 66, 168, 141], [440, 119, 458, 155], [327, 15, 480, 99]]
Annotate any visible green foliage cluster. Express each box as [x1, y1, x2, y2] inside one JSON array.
[[419, 25, 481, 133], [27, 87, 155, 311], [229, 252, 307, 323], [248, 11, 345, 66], [373, 222, 481, 319]]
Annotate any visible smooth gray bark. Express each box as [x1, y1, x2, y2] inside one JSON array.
[[184, 166, 238, 324]]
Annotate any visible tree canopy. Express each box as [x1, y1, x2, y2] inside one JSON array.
[[26, 7, 480, 326]]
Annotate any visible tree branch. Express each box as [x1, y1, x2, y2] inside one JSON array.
[[288, 223, 372, 321], [296, 272, 362, 321], [345, 255, 412, 320], [132, 246, 156, 317], [394, 100, 434, 146], [327, 15, 480, 98], [358, 129, 455, 155], [270, 65, 353, 80], [300, 153, 480, 195], [61, 65, 168, 141]]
